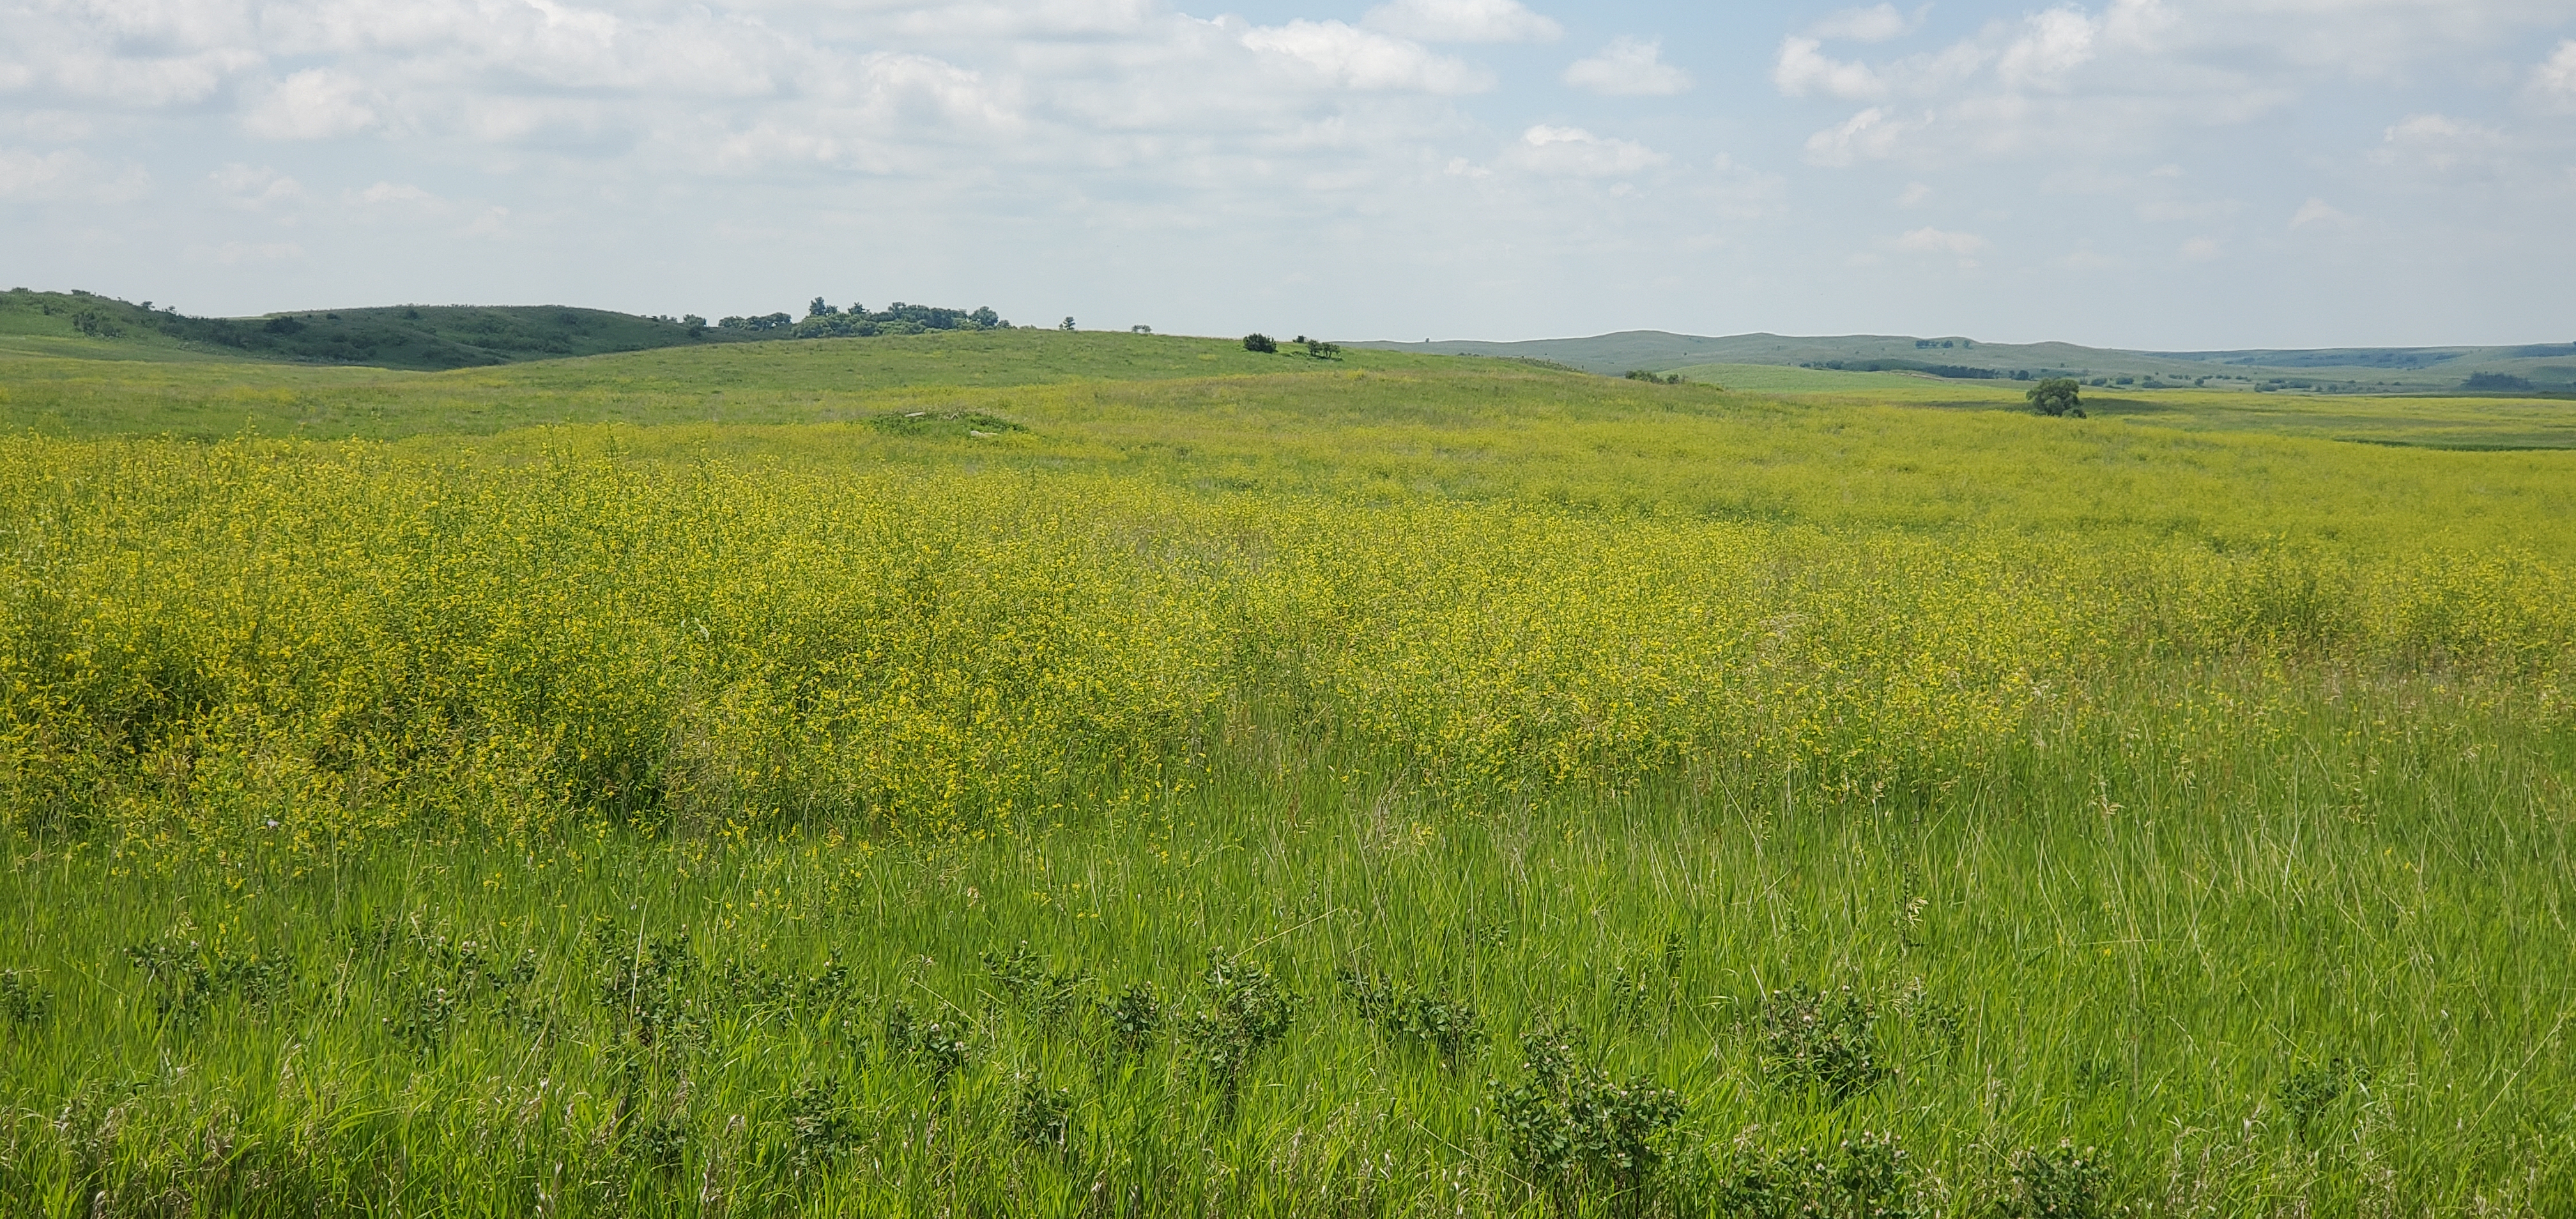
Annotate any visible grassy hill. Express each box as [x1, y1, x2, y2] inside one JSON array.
[[3, 327, 2575, 1215], [0, 286, 744, 370], [1355, 329, 2576, 394]]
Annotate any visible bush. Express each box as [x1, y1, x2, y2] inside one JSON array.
[[1243, 333, 1277, 353], [1492, 1024, 1685, 1198], [2005, 1140, 2111, 1219], [2027, 378, 2085, 417], [1757, 984, 1888, 1103]]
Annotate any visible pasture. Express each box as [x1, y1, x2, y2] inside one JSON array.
[[2, 331, 2572, 1215]]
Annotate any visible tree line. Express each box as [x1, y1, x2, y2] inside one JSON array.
[[718, 300, 1009, 339]]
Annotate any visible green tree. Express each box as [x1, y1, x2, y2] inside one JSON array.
[[1243, 333, 1277, 353], [1060, 316, 1077, 331], [2027, 378, 2085, 417]]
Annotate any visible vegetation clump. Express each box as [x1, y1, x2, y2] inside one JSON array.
[[2026, 376, 2085, 417], [1710, 1130, 1917, 1219], [1492, 1023, 1686, 1200], [2004, 1140, 2112, 1219], [1756, 984, 1889, 1103], [1181, 952, 1295, 1116]]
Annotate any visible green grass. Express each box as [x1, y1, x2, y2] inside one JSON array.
[[3, 332, 2574, 1215]]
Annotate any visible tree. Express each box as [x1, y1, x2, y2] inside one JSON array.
[[808, 297, 838, 318], [2026, 378, 2085, 417], [1132, 325, 1152, 334], [1243, 333, 1277, 353], [1060, 316, 1077, 331]]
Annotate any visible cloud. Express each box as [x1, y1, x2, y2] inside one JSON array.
[[1809, 4, 1920, 43], [1895, 181, 1931, 206], [1774, 37, 1887, 100], [1997, 7, 2099, 89], [1241, 22, 1492, 93], [2373, 112, 2507, 173], [1895, 226, 1988, 256], [241, 69, 379, 141], [354, 181, 438, 206], [1705, 153, 1788, 218], [2288, 197, 2356, 229], [211, 163, 304, 210], [1803, 107, 1928, 165], [2528, 40, 2576, 106], [2179, 236, 2221, 261], [1563, 38, 1692, 97], [1503, 125, 1667, 178], [1360, 0, 1562, 44], [196, 241, 306, 266], [0, 146, 151, 202], [2135, 197, 2237, 222]]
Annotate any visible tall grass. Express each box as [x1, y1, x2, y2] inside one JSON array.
[[1, 343, 2572, 1213]]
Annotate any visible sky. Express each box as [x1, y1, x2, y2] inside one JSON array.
[[4, 0, 2574, 348]]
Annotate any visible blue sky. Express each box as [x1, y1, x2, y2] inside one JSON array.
[[4, 0, 2573, 347]]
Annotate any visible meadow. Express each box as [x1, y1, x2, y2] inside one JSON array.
[[2, 331, 2573, 1216]]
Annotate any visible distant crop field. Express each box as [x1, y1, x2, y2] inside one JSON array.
[[3, 333, 2573, 1216]]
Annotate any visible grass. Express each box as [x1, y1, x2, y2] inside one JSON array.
[[3, 330, 2574, 1215]]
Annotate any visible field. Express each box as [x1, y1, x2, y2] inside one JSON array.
[[3, 332, 2575, 1216]]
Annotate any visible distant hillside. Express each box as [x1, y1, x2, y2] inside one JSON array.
[[0, 289, 1019, 372], [1351, 331, 2576, 394]]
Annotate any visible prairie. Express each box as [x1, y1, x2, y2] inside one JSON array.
[[1, 330, 2572, 1216]]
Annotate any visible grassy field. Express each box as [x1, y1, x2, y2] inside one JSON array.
[[3, 332, 2574, 1215]]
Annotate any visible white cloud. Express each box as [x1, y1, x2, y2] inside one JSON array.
[[211, 163, 304, 210], [1360, 0, 1562, 44], [2135, 197, 2237, 222], [1996, 7, 2098, 90], [2289, 197, 2356, 229], [1563, 37, 1692, 97], [0, 146, 151, 202], [1803, 107, 1928, 165], [2052, 247, 2121, 270], [1896, 181, 1932, 206], [1774, 37, 1887, 99], [2179, 236, 2221, 261], [1241, 22, 1491, 93], [1503, 125, 1667, 178], [1705, 153, 1788, 218], [197, 240, 306, 266], [1895, 226, 1988, 256], [355, 181, 438, 206], [1809, 4, 1920, 43], [2529, 40, 2576, 105], [241, 69, 379, 141]]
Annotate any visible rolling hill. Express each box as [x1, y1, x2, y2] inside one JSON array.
[[1351, 330, 2576, 394]]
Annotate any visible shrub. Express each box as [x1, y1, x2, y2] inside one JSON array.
[[1103, 981, 1164, 1055], [1008, 1075, 1074, 1151], [2005, 1140, 2111, 1219], [1181, 951, 1294, 1116], [2027, 378, 2085, 417], [1243, 333, 1278, 353], [1711, 1130, 1915, 1219], [1492, 1025, 1685, 1197], [1756, 984, 1888, 1103], [983, 941, 1092, 1031], [0, 969, 48, 1028], [1337, 968, 1483, 1066]]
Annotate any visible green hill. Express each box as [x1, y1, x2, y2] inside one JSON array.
[[1353, 330, 2576, 394], [0, 288, 752, 370], [0, 288, 1027, 372]]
